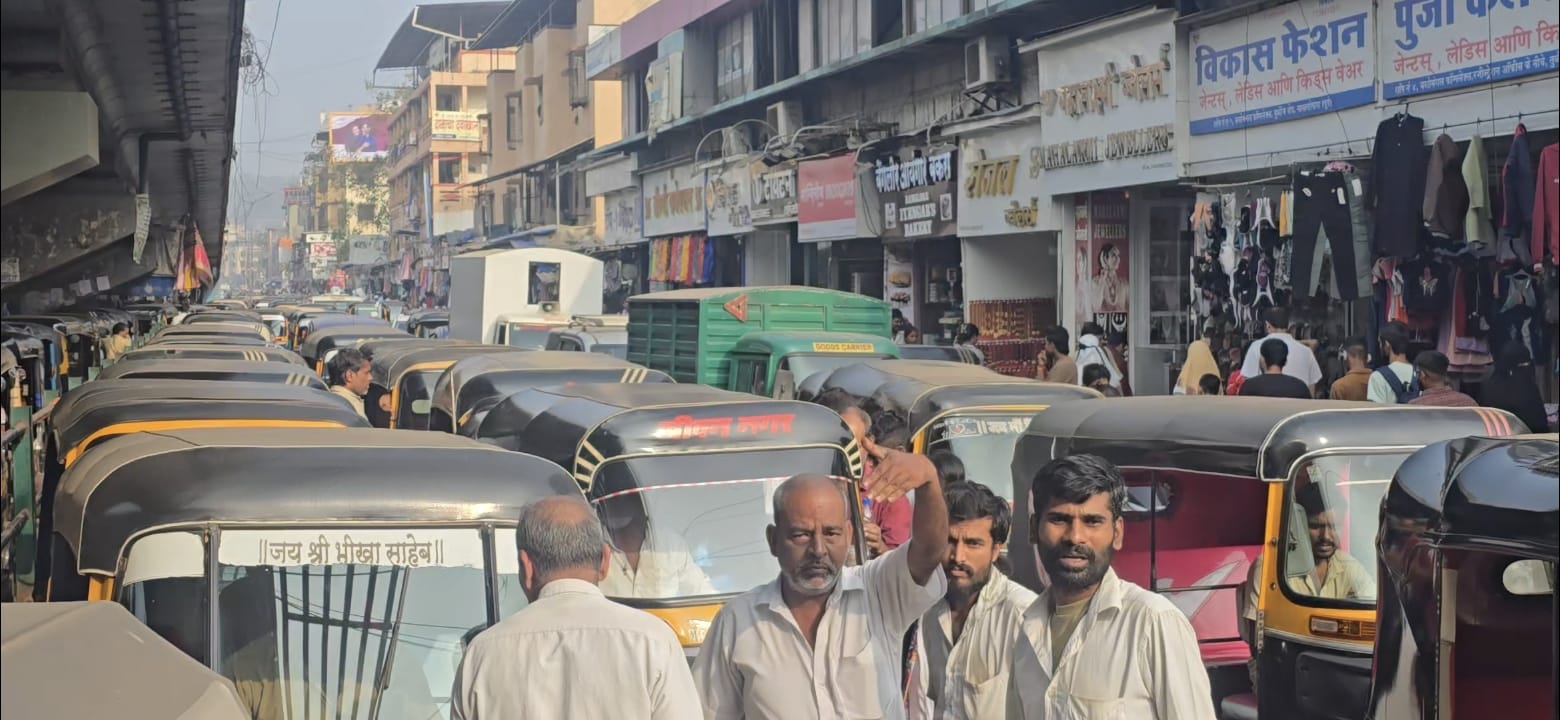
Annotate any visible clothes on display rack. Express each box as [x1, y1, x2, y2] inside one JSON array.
[[1369, 113, 1428, 258], [1533, 142, 1559, 267], [1501, 124, 1536, 251], [1494, 267, 1547, 364], [1424, 133, 1470, 241], [1291, 169, 1371, 301], [1463, 134, 1495, 250]]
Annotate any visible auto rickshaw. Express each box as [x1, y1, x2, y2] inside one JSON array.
[[1368, 433, 1557, 720], [143, 333, 276, 348], [309, 293, 362, 311], [298, 324, 410, 374], [472, 382, 867, 655], [6, 314, 103, 380], [348, 301, 387, 320], [429, 351, 672, 435], [896, 344, 981, 363], [2, 337, 49, 590], [31, 380, 369, 600], [2, 602, 249, 719], [151, 320, 274, 343], [292, 311, 374, 350], [3, 320, 76, 390], [115, 342, 306, 365], [1007, 397, 1525, 718], [368, 344, 524, 429], [180, 309, 264, 325], [94, 358, 328, 390], [812, 359, 1100, 494], [278, 307, 339, 347], [49, 426, 579, 718], [406, 309, 450, 338]]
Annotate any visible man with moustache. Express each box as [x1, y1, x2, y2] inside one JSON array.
[[692, 440, 950, 720], [910, 481, 1036, 719], [1007, 455, 1214, 720]]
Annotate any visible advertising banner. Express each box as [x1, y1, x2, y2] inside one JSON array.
[[1031, 10, 1178, 196], [705, 159, 755, 236], [283, 185, 311, 206], [750, 161, 798, 225], [346, 235, 389, 266], [1189, 0, 1376, 135], [1380, 0, 1560, 99], [306, 232, 336, 281], [1073, 192, 1130, 334], [641, 163, 706, 237], [797, 155, 859, 242], [603, 189, 643, 246], [328, 113, 390, 161], [874, 148, 958, 241], [431, 111, 481, 142]]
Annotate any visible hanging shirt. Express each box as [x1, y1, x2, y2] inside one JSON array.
[[1006, 568, 1216, 720], [693, 543, 946, 720], [910, 571, 1037, 720], [451, 579, 701, 719], [1422, 133, 1469, 240], [1533, 143, 1559, 267], [1368, 114, 1428, 258], [1463, 135, 1496, 249]]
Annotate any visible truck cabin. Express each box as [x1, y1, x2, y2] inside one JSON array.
[[727, 332, 901, 399]]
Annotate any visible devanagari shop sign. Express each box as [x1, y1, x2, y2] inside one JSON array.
[[219, 528, 484, 569], [1380, 0, 1559, 99], [1189, 0, 1376, 135]]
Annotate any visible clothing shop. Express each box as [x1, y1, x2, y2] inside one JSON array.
[[704, 156, 793, 288], [1182, 0, 1558, 406], [950, 112, 1063, 378], [867, 142, 965, 345], [640, 161, 741, 290], [1023, 8, 1188, 393], [796, 154, 886, 300]]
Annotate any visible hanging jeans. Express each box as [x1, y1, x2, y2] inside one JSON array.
[[1291, 170, 1372, 301]]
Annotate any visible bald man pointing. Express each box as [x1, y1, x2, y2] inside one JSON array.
[[693, 440, 950, 719]]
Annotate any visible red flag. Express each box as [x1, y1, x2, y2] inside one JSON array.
[[190, 225, 214, 286]]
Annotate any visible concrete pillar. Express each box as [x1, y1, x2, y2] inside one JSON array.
[[1, 90, 101, 206]]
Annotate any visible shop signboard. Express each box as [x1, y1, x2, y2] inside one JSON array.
[[603, 189, 643, 246], [750, 161, 798, 226], [959, 125, 1050, 237], [327, 113, 390, 161], [431, 111, 481, 142], [641, 163, 706, 238], [873, 148, 958, 241], [347, 235, 389, 266], [1188, 0, 1376, 135], [1379, 0, 1560, 99], [1030, 10, 1179, 196], [306, 232, 336, 281], [797, 155, 859, 242], [1073, 193, 1130, 334], [282, 185, 311, 206], [705, 159, 755, 236]]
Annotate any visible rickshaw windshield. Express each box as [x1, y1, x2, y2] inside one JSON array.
[[503, 325, 554, 348], [926, 414, 1033, 503], [590, 343, 628, 359], [1281, 451, 1412, 608], [781, 354, 890, 387], [118, 528, 516, 720], [592, 447, 850, 603]]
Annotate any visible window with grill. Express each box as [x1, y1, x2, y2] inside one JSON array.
[[505, 92, 523, 147]]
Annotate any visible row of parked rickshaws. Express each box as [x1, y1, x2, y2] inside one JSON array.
[[2, 294, 1554, 720]]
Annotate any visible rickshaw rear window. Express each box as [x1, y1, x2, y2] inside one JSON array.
[[927, 414, 1033, 504], [591, 448, 850, 604], [1280, 452, 1411, 608]]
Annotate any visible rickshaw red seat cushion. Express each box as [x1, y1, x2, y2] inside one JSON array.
[[1456, 678, 1552, 720]]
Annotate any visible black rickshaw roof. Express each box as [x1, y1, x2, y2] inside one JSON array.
[[143, 335, 276, 347], [1384, 433, 1558, 555], [153, 322, 271, 339], [183, 310, 264, 323], [818, 359, 1102, 430], [49, 379, 367, 454], [432, 351, 672, 422], [115, 343, 305, 365], [355, 336, 456, 360], [1015, 397, 1524, 482], [370, 344, 524, 387], [474, 382, 855, 489], [3, 320, 70, 344], [301, 313, 384, 331], [94, 358, 327, 389], [4, 315, 97, 335], [298, 325, 410, 358], [57, 427, 580, 576]]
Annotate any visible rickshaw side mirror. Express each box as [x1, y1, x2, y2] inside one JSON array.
[[1502, 559, 1556, 595], [410, 399, 433, 414], [1285, 502, 1316, 579]]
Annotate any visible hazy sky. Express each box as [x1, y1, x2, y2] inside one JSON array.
[[228, 0, 462, 231]]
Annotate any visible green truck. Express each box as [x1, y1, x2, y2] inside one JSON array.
[[626, 286, 899, 398]]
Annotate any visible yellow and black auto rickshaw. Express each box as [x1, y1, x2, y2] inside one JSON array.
[[429, 351, 672, 435], [813, 359, 1099, 495], [94, 358, 328, 390], [114, 342, 307, 366], [297, 324, 409, 374], [471, 382, 866, 657], [48, 426, 581, 718], [1007, 397, 1524, 718], [1368, 433, 1557, 720], [149, 321, 275, 345], [368, 343, 524, 429]]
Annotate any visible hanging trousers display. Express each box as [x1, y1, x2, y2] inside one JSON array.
[[1291, 169, 1371, 301]]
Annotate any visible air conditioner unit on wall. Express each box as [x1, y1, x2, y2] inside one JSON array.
[[766, 101, 803, 139], [964, 35, 1012, 91]]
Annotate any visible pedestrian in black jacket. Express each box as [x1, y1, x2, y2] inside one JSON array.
[[1480, 343, 1550, 432]]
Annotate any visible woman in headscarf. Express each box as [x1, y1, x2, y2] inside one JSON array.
[[1480, 343, 1550, 432], [1175, 321, 1223, 395]]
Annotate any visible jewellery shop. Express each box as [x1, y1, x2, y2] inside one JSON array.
[[867, 142, 964, 346], [1024, 7, 1186, 393], [952, 111, 1063, 378], [796, 154, 886, 299], [705, 156, 793, 288], [1183, 0, 1558, 407], [640, 162, 742, 290]]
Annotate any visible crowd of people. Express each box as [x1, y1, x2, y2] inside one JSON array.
[[446, 384, 1216, 719]]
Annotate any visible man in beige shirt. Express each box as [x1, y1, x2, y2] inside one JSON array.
[[911, 481, 1037, 720], [326, 348, 370, 419], [692, 440, 950, 720], [1037, 327, 1078, 384], [1007, 455, 1215, 720], [451, 496, 700, 719]]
